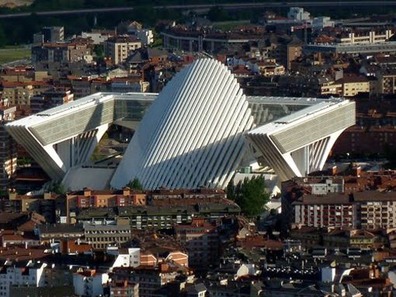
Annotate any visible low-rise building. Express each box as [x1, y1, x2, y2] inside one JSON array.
[[73, 268, 109, 297], [84, 221, 131, 250]]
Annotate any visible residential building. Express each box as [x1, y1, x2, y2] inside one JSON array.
[[31, 40, 92, 66], [174, 218, 219, 269], [0, 260, 47, 297], [84, 221, 131, 250], [81, 30, 114, 44], [73, 268, 109, 297], [109, 280, 139, 297], [113, 263, 191, 297], [111, 248, 141, 269], [76, 199, 240, 230], [322, 75, 370, 97], [291, 188, 396, 230], [286, 39, 303, 70], [377, 68, 396, 95], [37, 223, 84, 244], [30, 88, 73, 114], [67, 187, 146, 213], [293, 193, 356, 228], [0, 103, 17, 191], [256, 59, 285, 76], [42, 26, 64, 43], [1, 81, 51, 106], [104, 35, 142, 65], [323, 229, 385, 249]]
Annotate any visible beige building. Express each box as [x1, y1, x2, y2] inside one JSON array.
[[338, 29, 394, 45], [256, 59, 285, 76], [1, 81, 51, 106], [84, 221, 131, 250], [286, 40, 303, 70], [104, 35, 142, 65], [321, 75, 370, 97]]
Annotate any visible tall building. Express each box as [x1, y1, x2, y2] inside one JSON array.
[[6, 59, 355, 190], [104, 35, 142, 65], [0, 102, 17, 191], [42, 26, 64, 43]]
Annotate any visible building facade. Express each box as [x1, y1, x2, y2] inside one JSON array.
[[104, 35, 142, 65], [0, 104, 17, 191]]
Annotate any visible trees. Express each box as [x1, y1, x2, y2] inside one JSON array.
[[227, 175, 270, 217], [47, 180, 66, 195], [127, 178, 144, 190]]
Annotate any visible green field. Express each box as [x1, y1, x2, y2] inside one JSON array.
[[0, 46, 31, 65]]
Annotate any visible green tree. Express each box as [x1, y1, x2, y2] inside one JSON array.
[[228, 175, 269, 217], [127, 178, 144, 190], [48, 180, 66, 195]]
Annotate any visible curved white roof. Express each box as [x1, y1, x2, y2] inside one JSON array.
[[110, 59, 255, 189]]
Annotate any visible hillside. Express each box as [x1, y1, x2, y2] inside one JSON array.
[[0, 0, 33, 8]]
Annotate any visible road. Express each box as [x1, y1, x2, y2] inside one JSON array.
[[0, 1, 395, 18]]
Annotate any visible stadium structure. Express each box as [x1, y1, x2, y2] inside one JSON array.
[[6, 59, 355, 190]]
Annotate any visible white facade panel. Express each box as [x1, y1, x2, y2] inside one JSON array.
[[111, 59, 255, 189]]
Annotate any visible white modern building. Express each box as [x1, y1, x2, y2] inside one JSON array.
[[6, 58, 355, 190], [111, 58, 255, 189], [247, 100, 355, 182]]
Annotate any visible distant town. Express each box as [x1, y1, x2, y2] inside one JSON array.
[[0, 2, 396, 297]]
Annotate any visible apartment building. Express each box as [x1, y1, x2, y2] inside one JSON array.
[[0, 260, 47, 297], [355, 191, 396, 229], [104, 35, 142, 65], [30, 88, 73, 114], [109, 280, 139, 297], [321, 75, 370, 97], [174, 218, 220, 269], [293, 193, 356, 228], [73, 268, 109, 297], [256, 59, 286, 76], [83, 221, 131, 250], [42, 26, 64, 43], [37, 223, 84, 244], [292, 191, 396, 230], [71, 188, 240, 229], [1, 81, 51, 106], [376, 68, 396, 95], [0, 103, 17, 191], [32, 41, 92, 66], [127, 262, 190, 297]]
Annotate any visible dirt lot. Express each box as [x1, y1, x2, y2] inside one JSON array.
[[0, 0, 33, 8]]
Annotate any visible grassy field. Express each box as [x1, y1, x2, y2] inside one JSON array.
[[212, 20, 252, 31], [0, 46, 31, 65]]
